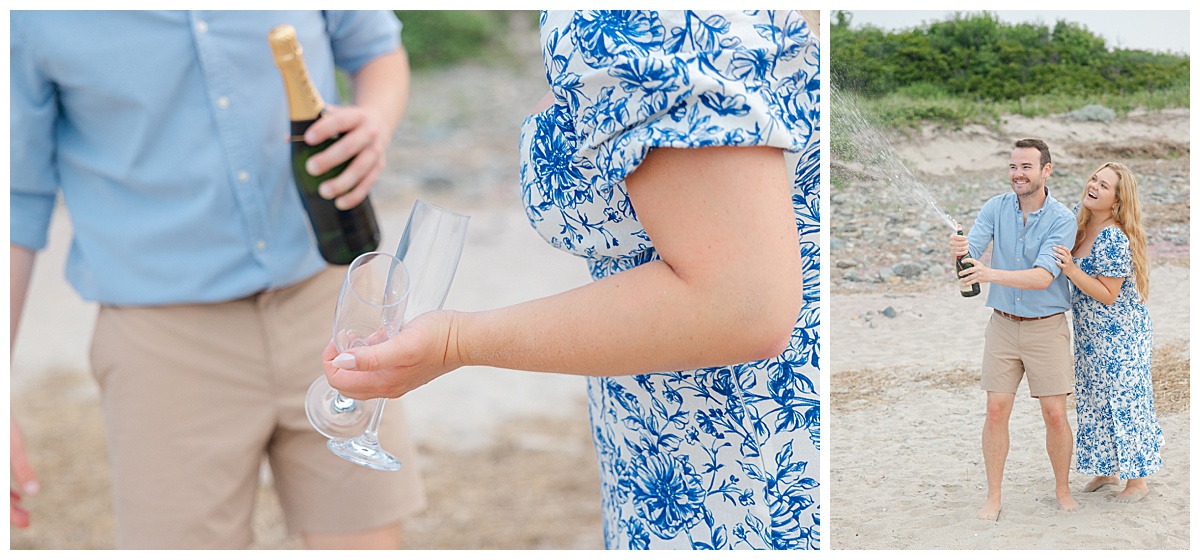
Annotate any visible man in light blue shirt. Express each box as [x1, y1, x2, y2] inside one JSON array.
[[11, 11, 423, 548], [949, 138, 1079, 520]]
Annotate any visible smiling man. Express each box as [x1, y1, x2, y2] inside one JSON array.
[[948, 138, 1078, 520]]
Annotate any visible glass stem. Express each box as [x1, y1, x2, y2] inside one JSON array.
[[332, 394, 356, 413], [359, 398, 387, 445]]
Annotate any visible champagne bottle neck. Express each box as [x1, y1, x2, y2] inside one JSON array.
[[269, 24, 325, 122]]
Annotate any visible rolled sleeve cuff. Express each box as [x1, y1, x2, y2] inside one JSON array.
[[10, 191, 57, 251], [1034, 254, 1064, 279], [327, 11, 402, 74]]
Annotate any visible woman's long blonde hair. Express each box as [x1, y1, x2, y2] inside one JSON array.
[[1073, 162, 1150, 301]]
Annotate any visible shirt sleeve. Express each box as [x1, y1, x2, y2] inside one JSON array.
[[966, 196, 997, 259], [9, 15, 60, 252], [322, 10, 402, 75], [1092, 227, 1133, 278], [561, 11, 819, 189], [1032, 206, 1077, 278]]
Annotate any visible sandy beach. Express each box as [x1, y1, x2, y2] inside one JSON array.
[[829, 107, 1191, 549]]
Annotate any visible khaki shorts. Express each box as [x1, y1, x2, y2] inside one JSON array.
[[89, 267, 426, 549], [981, 311, 1073, 397]]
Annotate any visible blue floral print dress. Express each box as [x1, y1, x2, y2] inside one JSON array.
[[1071, 226, 1162, 479], [518, 11, 820, 550]]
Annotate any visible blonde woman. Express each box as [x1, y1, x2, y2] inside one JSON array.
[[1053, 162, 1162, 503]]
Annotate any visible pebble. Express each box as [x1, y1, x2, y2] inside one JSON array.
[[891, 261, 926, 278]]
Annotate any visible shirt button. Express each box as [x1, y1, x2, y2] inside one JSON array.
[[196, 20, 208, 34], [237, 170, 250, 183], [256, 240, 267, 251], [217, 96, 230, 109]]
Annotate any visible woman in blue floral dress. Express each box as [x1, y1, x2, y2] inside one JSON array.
[[324, 10, 820, 549], [1053, 162, 1162, 503]]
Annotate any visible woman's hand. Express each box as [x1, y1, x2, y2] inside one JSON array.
[[1052, 245, 1076, 273], [323, 310, 463, 400]]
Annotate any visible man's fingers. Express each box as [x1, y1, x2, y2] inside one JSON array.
[[12, 490, 31, 528], [303, 105, 355, 144], [9, 422, 38, 496]]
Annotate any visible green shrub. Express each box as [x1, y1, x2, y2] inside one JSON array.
[[393, 10, 536, 69], [831, 11, 1189, 103]]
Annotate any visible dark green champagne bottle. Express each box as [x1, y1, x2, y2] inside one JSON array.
[[956, 227, 981, 297], [269, 24, 380, 265]]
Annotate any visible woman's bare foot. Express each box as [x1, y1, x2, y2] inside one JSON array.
[[1083, 475, 1119, 493], [1113, 479, 1149, 503]]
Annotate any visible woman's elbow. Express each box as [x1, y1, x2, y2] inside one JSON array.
[[735, 286, 804, 361], [751, 324, 795, 361]]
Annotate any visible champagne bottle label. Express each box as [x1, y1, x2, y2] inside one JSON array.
[[269, 24, 380, 265]]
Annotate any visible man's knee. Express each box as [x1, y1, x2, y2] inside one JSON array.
[[303, 521, 403, 550], [984, 393, 1015, 423], [1039, 395, 1071, 431]]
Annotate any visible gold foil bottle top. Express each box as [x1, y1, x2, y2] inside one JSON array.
[[268, 24, 303, 62], [268, 24, 324, 121]]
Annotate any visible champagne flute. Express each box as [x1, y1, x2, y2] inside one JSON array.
[[392, 200, 471, 323], [306, 200, 469, 469], [320, 251, 411, 471]]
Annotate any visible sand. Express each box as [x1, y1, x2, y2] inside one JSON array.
[[830, 108, 1191, 550]]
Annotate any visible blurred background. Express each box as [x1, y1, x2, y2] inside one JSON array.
[[10, 10, 607, 550]]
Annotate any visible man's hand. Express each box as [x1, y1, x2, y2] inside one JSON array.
[[958, 257, 994, 286], [301, 104, 390, 211], [10, 418, 38, 528], [949, 223, 969, 258], [298, 45, 410, 212]]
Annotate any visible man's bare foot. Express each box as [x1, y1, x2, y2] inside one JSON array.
[[1083, 475, 1119, 493], [1113, 480, 1149, 503], [1056, 492, 1080, 512], [978, 497, 1002, 521]]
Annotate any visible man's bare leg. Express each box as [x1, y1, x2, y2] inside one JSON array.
[[980, 391, 1015, 520], [303, 521, 403, 549], [1039, 394, 1078, 511]]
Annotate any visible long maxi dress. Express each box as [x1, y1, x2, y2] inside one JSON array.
[[518, 10, 821, 550], [1071, 225, 1163, 479]]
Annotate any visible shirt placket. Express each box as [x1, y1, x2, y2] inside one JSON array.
[[189, 11, 273, 267], [1014, 208, 1040, 316]]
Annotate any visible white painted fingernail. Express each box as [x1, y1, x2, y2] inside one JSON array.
[[332, 353, 357, 370]]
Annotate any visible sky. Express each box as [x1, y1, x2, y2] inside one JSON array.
[[845, 10, 1191, 55]]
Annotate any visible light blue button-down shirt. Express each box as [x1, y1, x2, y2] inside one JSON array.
[[11, 10, 400, 306], [967, 187, 1076, 317]]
